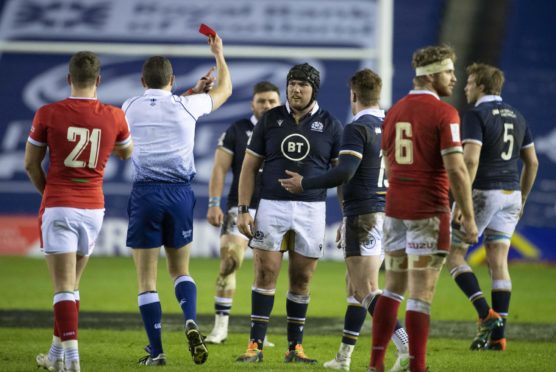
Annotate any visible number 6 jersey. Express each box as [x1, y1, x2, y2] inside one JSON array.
[[381, 90, 462, 219], [28, 97, 131, 209]]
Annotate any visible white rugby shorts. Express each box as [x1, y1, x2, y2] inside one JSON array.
[[341, 212, 384, 258], [383, 213, 451, 256], [41, 207, 105, 256], [250, 199, 326, 258], [453, 189, 521, 244]]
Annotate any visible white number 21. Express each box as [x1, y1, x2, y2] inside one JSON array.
[[64, 126, 102, 168]]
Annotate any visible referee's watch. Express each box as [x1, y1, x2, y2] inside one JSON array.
[[238, 205, 249, 214]]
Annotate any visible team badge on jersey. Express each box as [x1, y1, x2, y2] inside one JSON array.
[[310, 121, 324, 132], [450, 123, 460, 142], [281, 133, 310, 161]]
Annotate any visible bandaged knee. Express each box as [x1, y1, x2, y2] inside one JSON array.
[[222, 242, 245, 276]]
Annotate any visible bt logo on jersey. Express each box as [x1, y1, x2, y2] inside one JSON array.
[[280, 133, 310, 161]]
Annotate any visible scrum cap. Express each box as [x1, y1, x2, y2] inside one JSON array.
[[287, 63, 320, 100]]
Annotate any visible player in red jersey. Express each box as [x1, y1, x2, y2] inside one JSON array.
[[368, 46, 478, 372], [25, 51, 133, 372]]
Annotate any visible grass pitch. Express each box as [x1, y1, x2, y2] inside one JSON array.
[[0, 256, 555, 371]]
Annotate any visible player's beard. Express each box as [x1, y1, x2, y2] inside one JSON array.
[[288, 96, 312, 112]]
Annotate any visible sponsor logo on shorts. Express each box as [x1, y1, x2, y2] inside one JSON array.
[[408, 242, 435, 249], [253, 230, 264, 241], [182, 229, 192, 239]]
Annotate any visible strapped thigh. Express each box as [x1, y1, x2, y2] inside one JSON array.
[[408, 254, 446, 271]]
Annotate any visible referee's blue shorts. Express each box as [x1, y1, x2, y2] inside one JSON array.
[[126, 183, 196, 249]]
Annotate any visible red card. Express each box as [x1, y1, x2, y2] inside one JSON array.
[[199, 23, 216, 37]]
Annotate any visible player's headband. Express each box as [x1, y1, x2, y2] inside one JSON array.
[[415, 58, 454, 76]]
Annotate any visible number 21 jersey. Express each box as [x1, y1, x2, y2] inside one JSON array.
[[28, 97, 131, 209]]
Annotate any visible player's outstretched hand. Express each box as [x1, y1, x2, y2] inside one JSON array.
[[207, 205, 224, 227], [237, 212, 255, 238], [278, 170, 304, 193]]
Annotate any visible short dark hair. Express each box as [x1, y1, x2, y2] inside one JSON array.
[[253, 81, 280, 97], [466, 63, 505, 95], [142, 56, 173, 89], [69, 51, 100, 88], [350, 69, 382, 106]]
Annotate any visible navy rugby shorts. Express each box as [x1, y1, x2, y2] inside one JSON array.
[[127, 183, 196, 249]]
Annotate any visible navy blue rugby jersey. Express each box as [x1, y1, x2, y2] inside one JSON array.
[[247, 102, 343, 201], [462, 96, 533, 190], [340, 110, 387, 216], [218, 115, 261, 209]]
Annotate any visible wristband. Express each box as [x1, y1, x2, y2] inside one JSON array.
[[238, 205, 249, 214], [208, 196, 220, 208]]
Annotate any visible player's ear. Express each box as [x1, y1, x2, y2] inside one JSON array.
[[96, 75, 101, 87], [141, 77, 147, 88], [352, 91, 357, 103], [67, 74, 72, 87]]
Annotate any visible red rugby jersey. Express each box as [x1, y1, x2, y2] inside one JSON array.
[[381, 91, 462, 219], [28, 97, 131, 209]]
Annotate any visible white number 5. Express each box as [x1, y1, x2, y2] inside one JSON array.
[[64, 126, 102, 168], [501, 123, 514, 160]]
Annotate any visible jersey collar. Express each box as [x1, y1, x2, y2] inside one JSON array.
[[144, 89, 172, 96], [250, 114, 258, 126], [68, 96, 97, 100], [409, 89, 440, 100], [475, 95, 502, 107], [353, 108, 385, 121]]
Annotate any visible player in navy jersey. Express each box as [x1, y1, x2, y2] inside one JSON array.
[[205, 81, 281, 345], [235, 63, 343, 364], [123, 33, 232, 366], [446, 63, 538, 351], [279, 68, 409, 371]]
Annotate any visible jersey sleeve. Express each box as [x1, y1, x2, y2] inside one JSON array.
[[28, 107, 48, 147], [115, 110, 132, 147], [218, 125, 236, 155], [180, 93, 213, 119], [461, 110, 484, 146], [439, 106, 463, 156], [246, 114, 266, 158], [339, 124, 366, 159], [522, 124, 534, 149], [330, 118, 343, 161]]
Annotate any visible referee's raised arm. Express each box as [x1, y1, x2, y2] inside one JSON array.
[[207, 34, 232, 111]]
